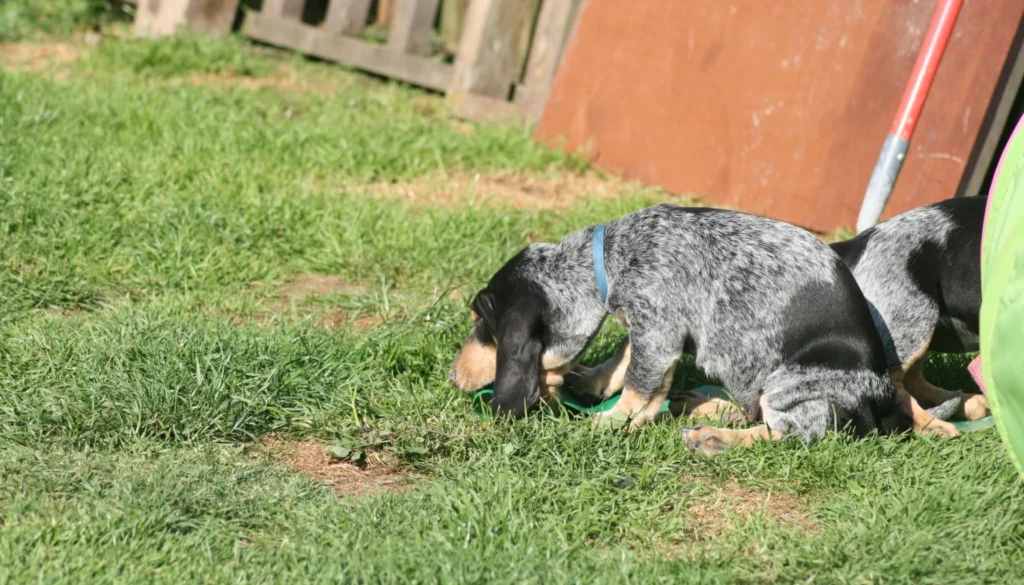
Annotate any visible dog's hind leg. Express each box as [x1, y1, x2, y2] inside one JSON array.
[[889, 335, 961, 435], [903, 360, 989, 421], [894, 383, 959, 438]]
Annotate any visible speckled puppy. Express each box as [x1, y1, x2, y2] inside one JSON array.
[[830, 196, 991, 438], [448, 204, 910, 453]]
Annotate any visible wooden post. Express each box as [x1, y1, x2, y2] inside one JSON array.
[[448, 0, 535, 99], [323, 0, 372, 35], [134, 0, 240, 37], [262, 0, 305, 19], [388, 0, 439, 55], [514, 0, 581, 122]]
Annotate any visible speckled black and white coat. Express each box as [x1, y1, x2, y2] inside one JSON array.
[[830, 196, 990, 432], [449, 204, 910, 446]]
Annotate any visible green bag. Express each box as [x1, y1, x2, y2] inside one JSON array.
[[980, 114, 1024, 479]]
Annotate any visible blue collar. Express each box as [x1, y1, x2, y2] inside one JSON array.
[[592, 224, 609, 303]]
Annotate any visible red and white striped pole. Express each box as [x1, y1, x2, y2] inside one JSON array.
[[856, 0, 964, 233]]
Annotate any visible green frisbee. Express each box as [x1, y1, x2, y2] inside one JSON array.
[[470, 385, 995, 433], [471, 384, 731, 418]]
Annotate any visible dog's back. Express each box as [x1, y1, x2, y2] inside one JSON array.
[[831, 196, 985, 363]]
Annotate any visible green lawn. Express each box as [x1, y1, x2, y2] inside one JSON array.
[[1, 14, 1022, 584]]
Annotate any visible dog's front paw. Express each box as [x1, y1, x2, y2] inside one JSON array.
[[681, 425, 730, 456], [592, 411, 630, 432], [961, 393, 991, 421]]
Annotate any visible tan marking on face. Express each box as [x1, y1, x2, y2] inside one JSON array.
[[541, 353, 570, 371], [450, 337, 496, 392]]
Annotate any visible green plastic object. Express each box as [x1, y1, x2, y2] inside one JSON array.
[[470, 385, 996, 433], [471, 385, 732, 419], [979, 114, 1024, 479]]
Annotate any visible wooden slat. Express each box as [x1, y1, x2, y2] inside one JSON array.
[[448, 0, 535, 99], [388, 0, 440, 56], [262, 0, 304, 19], [243, 12, 454, 91], [322, 0, 372, 35], [514, 0, 579, 122]]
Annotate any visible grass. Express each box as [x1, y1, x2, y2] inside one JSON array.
[[1, 21, 1022, 584]]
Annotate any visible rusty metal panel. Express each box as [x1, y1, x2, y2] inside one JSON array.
[[535, 0, 1022, 231]]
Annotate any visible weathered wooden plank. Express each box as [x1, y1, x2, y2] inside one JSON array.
[[322, 0, 372, 35], [388, 0, 439, 55], [243, 12, 454, 91], [134, 0, 239, 37], [514, 0, 580, 122], [262, 0, 305, 19], [448, 0, 535, 99]]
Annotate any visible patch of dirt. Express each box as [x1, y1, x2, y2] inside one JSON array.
[[684, 480, 817, 539], [366, 170, 690, 211], [0, 42, 81, 71], [228, 274, 382, 330], [274, 273, 380, 329], [257, 438, 416, 497], [184, 68, 339, 95], [276, 273, 369, 299]]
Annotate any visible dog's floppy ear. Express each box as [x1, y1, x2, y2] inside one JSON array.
[[491, 297, 545, 418], [471, 289, 497, 333]]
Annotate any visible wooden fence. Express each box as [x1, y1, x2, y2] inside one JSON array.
[[133, 0, 583, 123]]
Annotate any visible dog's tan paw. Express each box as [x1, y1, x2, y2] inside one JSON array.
[[961, 393, 990, 421], [681, 425, 730, 456], [920, 418, 961, 439]]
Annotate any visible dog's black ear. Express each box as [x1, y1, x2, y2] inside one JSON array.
[[491, 298, 545, 418], [471, 289, 497, 332]]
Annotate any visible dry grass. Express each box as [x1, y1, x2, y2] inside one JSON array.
[[0, 41, 81, 72], [685, 480, 817, 539], [227, 274, 382, 330], [184, 68, 340, 95], [257, 438, 417, 497], [365, 169, 686, 211]]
